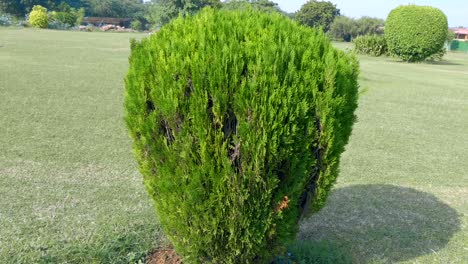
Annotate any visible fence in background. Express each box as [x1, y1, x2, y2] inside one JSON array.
[[450, 40, 468, 52]]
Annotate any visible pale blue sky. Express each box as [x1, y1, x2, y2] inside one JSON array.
[[274, 0, 466, 27]]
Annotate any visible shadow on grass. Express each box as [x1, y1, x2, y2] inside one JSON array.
[[298, 184, 461, 263], [275, 240, 353, 264], [423, 60, 462, 66]]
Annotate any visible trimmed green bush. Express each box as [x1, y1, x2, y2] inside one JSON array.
[[385, 5, 448, 62], [353, 35, 387, 57], [125, 8, 359, 263], [29, 5, 48, 28]]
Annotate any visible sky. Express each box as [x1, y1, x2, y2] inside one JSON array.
[[274, 0, 467, 27]]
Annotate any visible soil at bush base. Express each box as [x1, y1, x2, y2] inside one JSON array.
[[148, 247, 182, 264]]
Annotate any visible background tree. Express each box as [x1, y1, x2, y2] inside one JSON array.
[[0, 0, 51, 17], [49, 2, 85, 26], [84, 0, 144, 18], [328, 16, 357, 42], [295, 0, 340, 32], [146, 0, 221, 28], [355, 16, 385, 36], [329, 15, 384, 42], [222, 0, 281, 13], [446, 29, 455, 44], [0, 1, 25, 17], [0, 0, 87, 17]]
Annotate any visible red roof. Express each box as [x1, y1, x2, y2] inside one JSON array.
[[454, 28, 468, 34]]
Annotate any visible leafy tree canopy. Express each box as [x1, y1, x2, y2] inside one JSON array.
[[0, 0, 81, 17], [84, 0, 145, 18], [0, 0, 145, 18], [146, 0, 221, 28], [222, 0, 280, 13], [295, 0, 340, 32], [329, 15, 384, 42]]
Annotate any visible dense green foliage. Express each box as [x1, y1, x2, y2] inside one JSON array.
[[0, 0, 145, 19], [446, 29, 455, 44], [49, 2, 84, 26], [146, 0, 220, 27], [329, 16, 384, 42], [353, 35, 388, 57], [295, 0, 340, 32], [131, 19, 142, 30], [125, 8, 359, 263], [28, 5, 48, 28], [222, 0, 280, 13], [0, 0, 83, 17], [84, 0, 145, 18], [1, 0, 288, 29], [328, 16, 355, 42], [0, 0, 49, 17], [147, 0, 286, 28], [385, 5, 448, 62]]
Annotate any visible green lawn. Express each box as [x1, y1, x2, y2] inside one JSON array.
[[0, 28, 467, 263]]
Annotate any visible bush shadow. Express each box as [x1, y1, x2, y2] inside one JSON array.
[[423, 60, 462, 66], [298, 184, 461, 263]]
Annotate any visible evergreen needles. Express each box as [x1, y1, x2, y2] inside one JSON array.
[[125, 8, 359, 263]]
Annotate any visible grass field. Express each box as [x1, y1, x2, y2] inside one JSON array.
[[0, 28, 467, 263]]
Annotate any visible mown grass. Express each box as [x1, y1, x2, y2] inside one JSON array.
[[0, 28, 166, 263], [0, 28, 467, 263], [298, 43, 468, 263]]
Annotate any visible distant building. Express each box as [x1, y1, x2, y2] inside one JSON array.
[[453, 28, 468, 41], [450, 28, 468, 52]]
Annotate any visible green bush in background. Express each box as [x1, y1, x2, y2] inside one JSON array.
[[130, 20, 142, 31], [125, 8, 359, 263], [353, 35, 388, 57], [385, 5, 448, 62], [329, 16, 384, 42], [49, 2, 85, 28], [29, 5, 48, 28]]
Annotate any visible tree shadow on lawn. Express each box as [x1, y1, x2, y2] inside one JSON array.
[[298, 184, 461, 263]]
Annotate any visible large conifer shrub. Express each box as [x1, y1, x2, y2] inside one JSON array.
[[125, 8, 359, 263], [385, 5, 448, 62]]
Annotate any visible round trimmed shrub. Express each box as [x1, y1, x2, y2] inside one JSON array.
[[385, 5, 448, 62], [125, 8, 359, 263], [29, 5, 48, 29]]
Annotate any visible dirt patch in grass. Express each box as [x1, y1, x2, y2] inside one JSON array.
[[148, 247, 182, 264]]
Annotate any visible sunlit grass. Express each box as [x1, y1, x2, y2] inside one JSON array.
[[0, 28, 466, 263]]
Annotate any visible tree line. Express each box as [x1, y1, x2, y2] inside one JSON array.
[[1, 0, 384, 36], [0, 0, 145, 18]]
